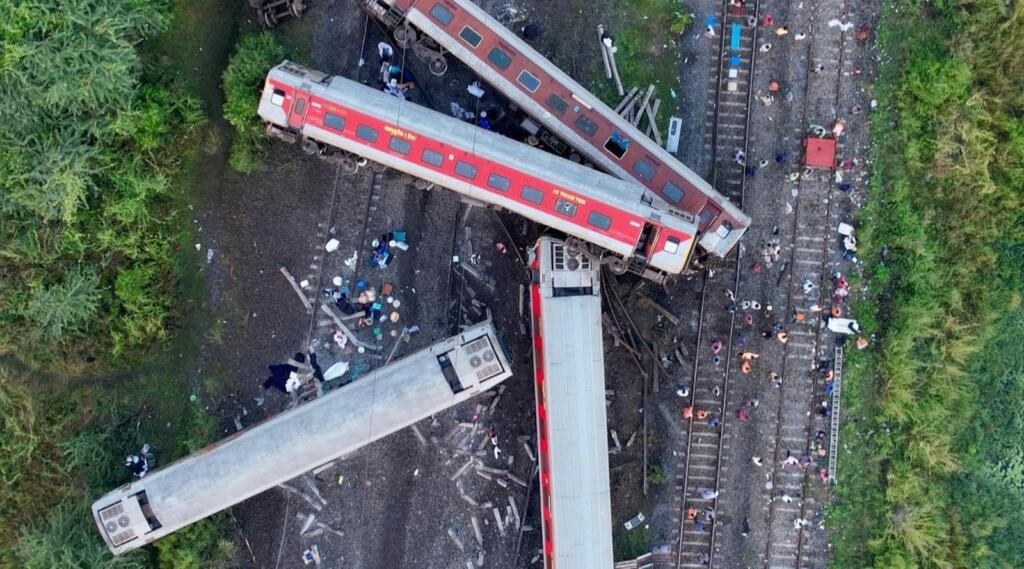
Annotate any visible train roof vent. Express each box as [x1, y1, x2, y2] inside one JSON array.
[[455, 335, 504, 384], [98, 496, 150, 547]]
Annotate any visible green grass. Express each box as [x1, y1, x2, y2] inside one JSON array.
[[579, 0, 690, 113], [827, 2, 1024, 567]]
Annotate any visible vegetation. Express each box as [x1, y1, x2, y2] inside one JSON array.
[[830, 2, 1024, 567], [223, 33, 287, 173], [0, 0, 242, 566], [577, 0, 686, 108], [0, 0, 205, 364], [0, 366, 233, 569]]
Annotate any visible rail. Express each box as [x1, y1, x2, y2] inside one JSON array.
[[671, 1, 760, 567]]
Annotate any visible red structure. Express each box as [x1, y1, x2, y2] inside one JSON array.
[[804, 136, 837, 169]]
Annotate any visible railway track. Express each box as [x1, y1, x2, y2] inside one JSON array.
[[670, 1, 761, 567], [759, 0, 852, 567]]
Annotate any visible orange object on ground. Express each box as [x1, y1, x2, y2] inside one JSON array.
[[804, 136, 837, 169], [741, 361, 753, 374]]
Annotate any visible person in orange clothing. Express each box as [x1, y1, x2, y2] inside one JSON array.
[[741, 360, 753, 374], [683, 406, 694, 420], [696, 409, 710, 421]]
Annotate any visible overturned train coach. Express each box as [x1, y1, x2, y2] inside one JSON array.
[[92, 322, 512, 554], [257, 61, 699, 279], [357, 0, 751, 258]]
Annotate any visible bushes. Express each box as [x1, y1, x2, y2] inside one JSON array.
[[0, 366, 234, 568], [223, 33, 287, 173], [0, 0, 205, 366], [830, 2, 1024, 567]]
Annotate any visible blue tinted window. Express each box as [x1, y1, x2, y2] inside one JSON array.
[[546, 94, 568, 115], [388, 137, 411, 155], [356, 125, 378, 143], [521, 186, 544, 205], [488, 47, 512, 70], [430, 4, 454, 26], [633, 158, 656, 181], [517, 70, 541, 92], [575, 115, 599, 137], [324, 113, 345, 131], [422, 148, 444, 167], [455, 161, 478, 179], [661, 181, 684, 204], [588, 211, 612, 230], [459, 26, 483, 47], [487, 173, 511, 192]]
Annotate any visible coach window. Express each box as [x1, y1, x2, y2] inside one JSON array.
[[554, 199, 578, 217], [270, 89, 286, 106], [604, 133, 629, 159], [575, 114, 599, 138], [517, 70, 541, 92], [633, 158, 656, 181], [355, 124, 379, 143], [661, 180, 685, 204], [521, 186, 544, 205], [455, 161, 478, 179], [488, 47, 513, 70], [487, 173, 511, 192], [293, 98, 306, 115], [429, 4, 454, 26], [546, 93, 569, 116], [587, 211, 612, 231], [422, 148, 445, 167], [664, 236, 681, 254], [698, 207, 716, 228], [459, 26, 483, 48], [388, 136, 411, 155], [323, 113, 345, 131]]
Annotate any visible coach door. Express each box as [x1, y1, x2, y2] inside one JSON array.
[[287, 92, 309, 129]]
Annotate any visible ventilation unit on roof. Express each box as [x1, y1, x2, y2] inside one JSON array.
[[456, 336, 504, 383], [98, 495, 151, 548]]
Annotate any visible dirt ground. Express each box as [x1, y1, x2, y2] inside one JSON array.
[[173, 0, 882, 567]]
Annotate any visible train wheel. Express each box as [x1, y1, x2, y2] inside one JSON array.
[[263, 10, 278, 28], [394, 25, 417, 48], [341, 158, 358, 174], [248, 0, 263, 8], [290, 0, 305, 17], [301, 138, 320, 155], [428, 57, 448, 76], [606, 257, 628, 275], [370, 160, 388, 173], [412, 178, 432, 191]]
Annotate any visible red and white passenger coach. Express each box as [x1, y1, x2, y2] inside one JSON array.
[[258, 61, 699, 279], [529, 236, 613, 568], [358, 0, 751, 258]]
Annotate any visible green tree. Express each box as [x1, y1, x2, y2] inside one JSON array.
[[23, 266, 102, 342], [222, 33, 287, 173]]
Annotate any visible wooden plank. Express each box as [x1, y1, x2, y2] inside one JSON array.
[[645, 98, 663, 145], [615, 87, 640, 114], [280, 267, 312, 311], [633, 85, 655, 127], [597, 25, 612, 79]]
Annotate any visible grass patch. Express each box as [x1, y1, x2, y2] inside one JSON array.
[[828, 2, 1024, 567], [587, 0, 690, 109]]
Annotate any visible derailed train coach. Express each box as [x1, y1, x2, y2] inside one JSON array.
[[257, 61, 699, 282], [92, 322, 512, 554]]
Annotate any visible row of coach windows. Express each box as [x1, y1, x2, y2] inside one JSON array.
[[431, 4, 545, 96], [425, 2, 674, 208], [416, 144, 615, 231]]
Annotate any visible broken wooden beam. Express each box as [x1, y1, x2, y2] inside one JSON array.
[[280, 267, 312, 312], [633, 86, 655, 127], [597, 25, 612, 79]]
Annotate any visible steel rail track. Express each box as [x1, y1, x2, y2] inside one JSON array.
[[671, 1, 761, 567], [760, 0, 851, 566]]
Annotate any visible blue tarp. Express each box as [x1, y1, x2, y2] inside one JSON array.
[[730, 23, 742, 51]]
